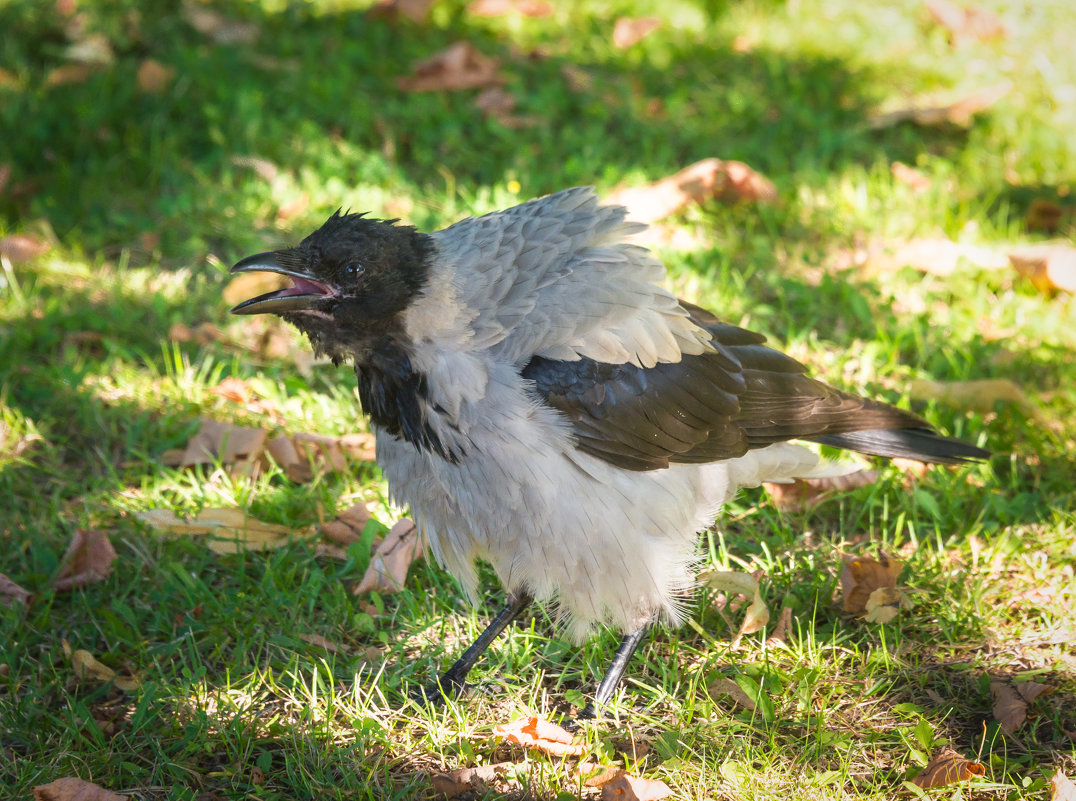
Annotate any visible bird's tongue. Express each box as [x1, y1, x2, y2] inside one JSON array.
[[278, 276, 330, 297]]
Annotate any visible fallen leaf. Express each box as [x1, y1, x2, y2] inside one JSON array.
[[699, 570, 769, 647], [840, 551, 902, 615], [63, 33, 115, 66], [298, 633, 343, 653], [45, 63, 98, 86], [475, 86, 536, 128], [868, 81, 1012, 129], [882, 236, 1008, 275], [210, 377, 254, 405], [862, 585, 912, 623], [911, 746, 985, 788], [891, 161, 932, 192], [612, 17, 662, 49], [266, 431, 375, 482], [493, 716, 586, 757], [53, 529, 117, 592], [33, 777, 127, 801], [430, 763, 511, 798], [907, 377, 1039, 419], [598, 771, 673, 800], [162, 419, 267, 469], [136, 507, 316, 554], [1009, 244, 1076, 293], [584, 766, 626, 787], [468, 0, 553, 16], [369, 0, 438, 23], [397, 42, 502, 92], [137, 59, 174, 93], [708, 677, 758, 711], [765, 605, 793, 646], [607, 158, 777, 224], [1025, 198, 1069, 233], [66, 644, 140, 691], [0, 573, 31, 607], [321, 503, 373, 546], [1052, 771, 1076, 801], [354, 518, 423, 594], [925, 0, 1007, 46], [181, 0, 259, 44], [0, 234, 51, 263], [1015, 681, 1050, 703], [990, 679, 1047, 733], [764, 469, 880, 512]]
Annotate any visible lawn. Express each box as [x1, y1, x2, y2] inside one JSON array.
[[1, 0, 1074, 799]]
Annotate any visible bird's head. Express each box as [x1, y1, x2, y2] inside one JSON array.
[[229, 211, 433, 361]]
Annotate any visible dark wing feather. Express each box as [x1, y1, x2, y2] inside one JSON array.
[[523, 302, 989, 471]]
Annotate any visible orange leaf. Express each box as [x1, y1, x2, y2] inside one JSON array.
[[839, 551, 902, 614], [53, 529, 117, 592], [911, 747, 985, 788], [1009, 244, 1076, 293], [397, 42, 502, 92], [607, 158, 776, 224], [353, 519, 423, 595], [599, 771, 674, 800], [493, 716, 586, 757], [612, 17, 662, 49], [33, 777, 128, 801]]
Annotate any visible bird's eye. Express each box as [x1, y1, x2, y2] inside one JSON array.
[[344, 262, 364, 278]]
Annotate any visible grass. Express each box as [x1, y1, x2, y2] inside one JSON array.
[[2, 0, 1074, 798]]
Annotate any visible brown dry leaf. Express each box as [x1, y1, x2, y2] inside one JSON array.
[[764, 468, 880, 512], [911, 746, 985, 788], [136, 507, 316, 554], [475, 86, 536, 128], [211, 377, 254, 405], [53, 529, 117, 592], [66, 644, 140, 691], [33, 777, 128, 801], [598, 771, 674, 801], [430, 763, 511, 798], [990, 679, 1048, 733], [369, 0, 438, 23], [699, 570, 769, 647], [869, 81, 1012, 129], [181, 0, 259, 44], [468, 0, 552, 17], [907, 377, 1039, 420], [0, 572, 31, 607], [883, 236, 1008, 276], [1015, 681, 1050, 703], [612, 17, 662, 49], [863, 585, 912, 624], [163, 419, 267, 469], [266, 431, 374, 482], [0, 234, 51, 263], [840, 551, 902, 614], [1025, 199, 1069, 234], [136, 59, 174, 93], [891, 161, 932, 192], [708, 677, 757, 711], [298, 633, 343, 653], [45, 62, 98, 86], [584, 766, 625, 787], [493, 716, 586, 757], [925, 0, 1007, 46], [321, 503, 373, 546], [354, 519, 423, 595], [765, 605, 793, 646], [397, 42, 502, 92], [607, 159, 777, 225], [1052, 771, 1076, 801], [1009, 244, 1076, 293]]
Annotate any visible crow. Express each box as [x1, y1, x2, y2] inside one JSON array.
[[229, 187, 987, 718]]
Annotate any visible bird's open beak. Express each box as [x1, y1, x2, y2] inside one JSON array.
[[229, 251, 333, 315]]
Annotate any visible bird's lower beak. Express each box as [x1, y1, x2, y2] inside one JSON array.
[[229, 251, 333, 315]]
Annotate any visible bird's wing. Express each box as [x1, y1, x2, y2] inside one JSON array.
[[524, 303, 988, 470], [428, 187, 713, 367]]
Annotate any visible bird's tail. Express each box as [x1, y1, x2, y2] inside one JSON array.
[[808, 429, 990, 465]]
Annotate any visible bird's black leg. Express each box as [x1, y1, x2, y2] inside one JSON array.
[[577, 621, 652, 720], [414, 592, 532, 704]]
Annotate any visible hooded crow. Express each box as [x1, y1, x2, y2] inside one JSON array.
[[229, 187, 988, 718]]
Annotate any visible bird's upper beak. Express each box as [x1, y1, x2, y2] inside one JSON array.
[[229, 251, 333, 315]]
